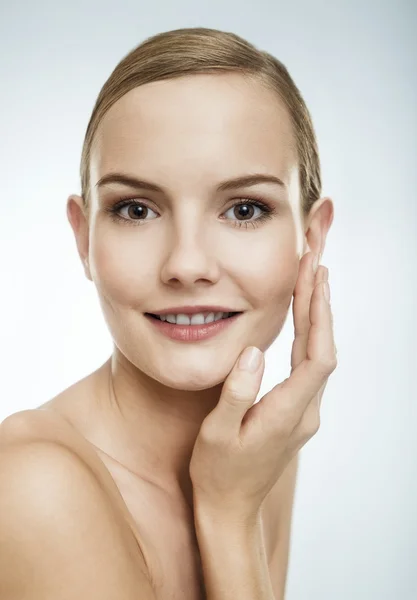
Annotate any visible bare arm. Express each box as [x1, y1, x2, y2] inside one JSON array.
[[192, 452, 299, 600], [194, 507, 275, 600], [264, 453, 299, 600], [0, 440, 156, 600]]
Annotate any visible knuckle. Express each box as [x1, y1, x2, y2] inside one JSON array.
[[226, 383, 252, 403], [199, 419, 224, 445], [328, 356, 338, 371], [317, 356, 338, 373], [294, 408, 321, 438], [309, 418, 321, 435], [300, 417, 320, 438]]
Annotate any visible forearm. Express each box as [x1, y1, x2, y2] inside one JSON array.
[[194, 508, 275, 600]]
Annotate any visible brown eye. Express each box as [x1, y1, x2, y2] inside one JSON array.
[[223, 198, 275, 230], [125, 204, 149, 220], [109, 200, 158, 224], [232, 203, 255, 220], [107, 196, 275, 229], [223, 201, 262, 222]]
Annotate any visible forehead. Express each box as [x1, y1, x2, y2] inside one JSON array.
[[90, 73, 297, 191]]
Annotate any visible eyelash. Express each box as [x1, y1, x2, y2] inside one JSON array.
[[105, 195, 276, 229]]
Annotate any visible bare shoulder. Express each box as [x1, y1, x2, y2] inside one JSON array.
[[0, 408, 122, 498], [0, 407, 83, 448], [0, 416, 156, 599]]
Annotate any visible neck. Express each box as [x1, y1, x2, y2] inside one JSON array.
[[89, 349, 223, 505]]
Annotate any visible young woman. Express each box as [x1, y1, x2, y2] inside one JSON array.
[[0, 27, 337, 600]]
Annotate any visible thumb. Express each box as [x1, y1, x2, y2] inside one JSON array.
[[210, 346, 265, 436]]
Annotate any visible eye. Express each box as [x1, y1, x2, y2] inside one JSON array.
[[107, 200, 158, 225], [105, 196, 276, 229], [222, 200, 274, 229]]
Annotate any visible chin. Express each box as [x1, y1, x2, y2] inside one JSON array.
[[143, 355, 230, 391], [154, 370, 227, 392]]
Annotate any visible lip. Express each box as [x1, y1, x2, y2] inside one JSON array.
[[144, 312, 243, 342], [146, 305, 242, 316]]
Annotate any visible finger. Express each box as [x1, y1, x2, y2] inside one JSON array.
[[293, 275, 336, 438], [290, 251, 326, 373], [263, 276, 337, 434], [292, 378, 328, 446], [204, 346, 265, 439]]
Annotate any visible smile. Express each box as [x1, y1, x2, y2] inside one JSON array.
[[144, 312, 243, 342]]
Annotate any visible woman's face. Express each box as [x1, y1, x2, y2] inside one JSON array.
[[83, 73, 306, 390]]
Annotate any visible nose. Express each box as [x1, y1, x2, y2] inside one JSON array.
[[159, 228, 221, 287]]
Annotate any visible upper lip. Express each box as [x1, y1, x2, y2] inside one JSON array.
[[146, 306, 244, 316]]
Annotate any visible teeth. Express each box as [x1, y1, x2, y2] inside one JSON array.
[[158, 311, 232, 325]]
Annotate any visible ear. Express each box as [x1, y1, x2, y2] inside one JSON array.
[[66, 194, 91, 281], [303, 197, 335, 259]]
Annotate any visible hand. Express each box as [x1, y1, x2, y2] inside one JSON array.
[[189, 251, 338, 524]]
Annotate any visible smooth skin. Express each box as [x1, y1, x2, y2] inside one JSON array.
[[190, 251, 337, 525], [0, 440, 156, 599], [0, 254, 334, 600], [65, 72, 335, 512], [0, 72, 336, 598]]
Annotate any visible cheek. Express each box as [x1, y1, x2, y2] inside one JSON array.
[[91, 224, 299, 308], [91, 239, 153, 306], [244, 248, 299, 307], [250, 252, 299, 351]]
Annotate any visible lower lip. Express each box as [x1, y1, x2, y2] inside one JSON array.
[[144, 313, 243, 342]]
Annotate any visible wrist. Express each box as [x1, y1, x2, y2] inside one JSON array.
[[193, 500, 262, 537], [193, 502, 274, 600]]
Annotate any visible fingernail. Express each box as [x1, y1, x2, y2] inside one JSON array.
[[239, 346, 262, 372]]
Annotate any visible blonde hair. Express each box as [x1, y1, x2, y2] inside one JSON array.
[[80, 27, 321, 222]]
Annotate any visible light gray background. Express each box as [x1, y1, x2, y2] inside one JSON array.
[[1, 1, 416, 599]]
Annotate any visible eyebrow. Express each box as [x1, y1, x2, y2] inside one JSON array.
[[95, 171, 287, 193]]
